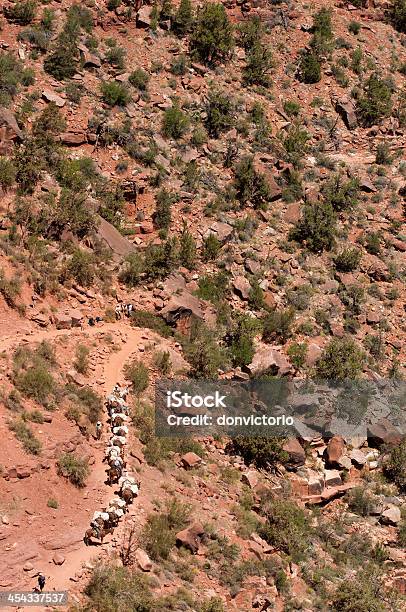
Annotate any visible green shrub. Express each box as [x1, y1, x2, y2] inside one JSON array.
[[183, 321, 226, 378], [9, 418, 42, 455], [128, 68, 149, 90], [105, 44, 126, 70], [74, 344, 90, 375], [143, 500, 191, 560], [283, 100, 301, 117], [323, 174, 359, 212], [243, 42, 273, 87], [346, 486, 375, 516], [162, 102, 189, 139], [262, 307, 295, 344], [0, 268, 21, 309], [179, 224, 196, 270], [172, 0, 193, 36], [331, 566, 385, 612], [383, 438, 406, 492], [334, 248, 361, 272], [233, 156, 271, 209], [124, 359, 149, 395], [154, 188, 173, 230], [100, 81, 129, 106], [170, 54, 188, 76], [238, 14, 264, 51], [119, 252, 143, 287], [154, 350, 171, 375], [282, 124, 310, 168], [231, 437, 288, 470], [364, 231, 381, 255], [202, 233, 221, 261], [143, 237, 179, 281], [316, 338, 365, 380], [287, 342, 307, 369], [190, 2, 234, 65], [131, 309, 172, 338], [348, 20, 361, 34], [286, 284, 313, 311], [57, 452, 90, 487], [5, 1, 37, 25], [259, 498, 311, 560], [0, 52, 30, 105], [227, 313, 259, 367], [47, 497, 58, 508], [84, 564, 153, 612], [16, 364, 55, 404], [290, 201, 336, 252], [298, 49, 321, 84], [356, 74, 392, 127], [197, 271, 230, 304], [391, 0, 406, 33], [66, 249, 95, 287], [205, 88, 234, 137]]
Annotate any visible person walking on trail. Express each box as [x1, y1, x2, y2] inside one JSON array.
[[95, 421, 103, 440], [38, 573, 46, 592]]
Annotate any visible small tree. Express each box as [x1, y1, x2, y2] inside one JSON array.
[[179, 224, 196, 270], [0, 157, 16, 193], [356, 74, 392, 127], [124, 359, 149, 396], [205, 88, 234, 137], [172, 0, 193, 36], [184, 321, 227, 379], [323, 173, 359, 212], [100, 81, 129, 106], [334, 248, 361, 272], [128, 68, 149, 91], [383, 438, 406, 492], [238, 15, 264, 51], [154, 188, 173, 230], [391, 0, 406, 33], [190, 2, 234, 65], [290, 201, 336, 252], [233, 156, 271, 209], [282, 124, 310, 168], [5, 1, 37, 25], [315, 338, 365, 380], [57, 452, 90, 487], [262, 308, 295, 344], [243, 42, 274, 87], [297, 49, 321, 84], [119, 252, 143, 287], [202, 233, 221, 261], [162, 102, 189, 139]]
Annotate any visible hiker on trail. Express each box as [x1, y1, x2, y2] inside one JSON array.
[[95, 421, 103, 440], [38, 573, 45, 592]]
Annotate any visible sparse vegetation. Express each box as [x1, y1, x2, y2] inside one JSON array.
[[57, 452, 90, 487]]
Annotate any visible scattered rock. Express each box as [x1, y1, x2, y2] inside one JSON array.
[[42, 90, 66, 107], [135, 548, 152, 571], [176, 522, 205, 554], [325, 436, 345, 466], [241, 470, 259, 489], [181, 452, 202, 469], [52, 553, 65, 566], [381, 505, 401, 525], [282, 438, 306, 467]]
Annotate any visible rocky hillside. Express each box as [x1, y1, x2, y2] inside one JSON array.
[[0, 0, 405, 610]]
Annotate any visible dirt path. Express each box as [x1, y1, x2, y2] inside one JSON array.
[[2, 321, 153, 611]]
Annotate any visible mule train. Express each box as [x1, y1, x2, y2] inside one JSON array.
[[84, 383, 140, 545]]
